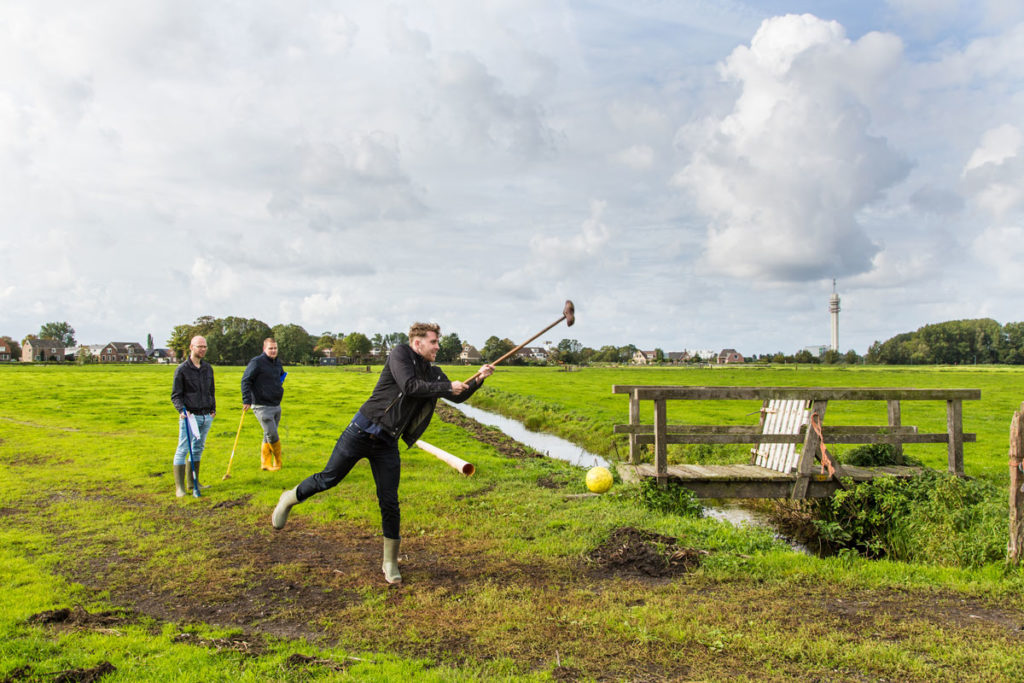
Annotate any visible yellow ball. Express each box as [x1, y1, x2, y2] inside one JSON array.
[[586, 466, 613, 494]]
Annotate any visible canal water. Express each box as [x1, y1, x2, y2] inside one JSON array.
[[445, 400, 796, 537]]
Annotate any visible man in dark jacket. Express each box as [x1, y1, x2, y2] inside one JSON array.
[[271, 322, 493, 584], [170, 336, 216, 497], [241, 338, 286, 471]]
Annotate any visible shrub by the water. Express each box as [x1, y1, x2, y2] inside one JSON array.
[[635, 478, 703, 517], [838, 442, 923, 468], [811, 470, 1005, 566]]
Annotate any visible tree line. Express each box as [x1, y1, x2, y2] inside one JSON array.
[[865, 318, 1024, 365]]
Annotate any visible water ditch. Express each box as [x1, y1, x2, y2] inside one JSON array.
[[444, 399, 802, 542]]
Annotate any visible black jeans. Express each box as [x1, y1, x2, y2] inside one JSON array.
[[295, 421, 401, 539]]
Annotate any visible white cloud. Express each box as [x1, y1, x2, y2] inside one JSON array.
[[675, 14, 910, 282], [962, 124, 1024, 218], [612, 144, 655, 169]]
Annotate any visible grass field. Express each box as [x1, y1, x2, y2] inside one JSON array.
[[2, 363, 1024, 681]]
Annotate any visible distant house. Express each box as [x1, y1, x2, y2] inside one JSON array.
[[632, 350, 657, 365], [148, 348, 177, 364], [22, 339, 64, 363], [667, 351, 690, 364], [459, 344, 482, 364], [0, 341, 10, 361], [717, 348, 744, 364], [515, 346, 549, 362], [99, 342, 147, 363]]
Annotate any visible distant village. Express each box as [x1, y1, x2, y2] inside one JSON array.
[[0, 336, 746, 367]]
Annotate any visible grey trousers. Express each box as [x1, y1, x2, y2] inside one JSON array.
[[252, 404, 281, 443]]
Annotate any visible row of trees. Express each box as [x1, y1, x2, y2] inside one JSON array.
[[865, 318, 1024, 365]]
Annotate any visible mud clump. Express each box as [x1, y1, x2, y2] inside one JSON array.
[[587, 527, 708, 578], [284, 653, 350, 672], [172, 632, 265, 656], [434, 404, 543, 459], [2, 662, 116, 683], [211, 494, 253, 510], [28, 605, 131, 628]]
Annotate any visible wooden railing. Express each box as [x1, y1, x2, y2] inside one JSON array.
[[613, 386, 980, 495]]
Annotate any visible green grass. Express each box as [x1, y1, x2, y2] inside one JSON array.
[[2, 363, 1024, 681]]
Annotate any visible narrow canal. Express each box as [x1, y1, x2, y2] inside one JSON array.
[[444, 399, 787, 533]]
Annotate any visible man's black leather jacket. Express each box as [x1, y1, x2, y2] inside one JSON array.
[[359, 344, 482, 447]]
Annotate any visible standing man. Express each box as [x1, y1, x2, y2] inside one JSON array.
[[170, 336, 216, 497], [271, 322, 494, 585], [241, 337, 286, 471]]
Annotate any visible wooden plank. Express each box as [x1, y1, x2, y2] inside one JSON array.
[[628, 391, 640, 464], [1009, 402, 1024, 565], [792, 401, 827, 498], [628, 462, 921, 498], [627, 432, 976, 446], [947, 399, 964, 475], [654, 398, 667, 487], [614, 385, 981, 401], [887, 399, 904, 461], [618, 430, 970, 446], [616, 424, 921, 435]]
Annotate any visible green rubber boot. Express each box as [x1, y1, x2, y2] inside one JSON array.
[[185, 460, 209, 492], [173, 465, 187, 497], [382, 537, 402, 584], [272, 487, 299, 530]]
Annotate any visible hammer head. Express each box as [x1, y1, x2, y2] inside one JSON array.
[[564, 300, 575, 327]]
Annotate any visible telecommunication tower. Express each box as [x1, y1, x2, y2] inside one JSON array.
[[829, 279, 840, 352]]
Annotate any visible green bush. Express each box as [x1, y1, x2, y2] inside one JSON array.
[[811, 470, 1006, 566], [839, 442, 922, 467], [635, 478, 703, 517]]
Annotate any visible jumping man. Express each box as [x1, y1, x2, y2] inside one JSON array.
[[271, 322, 494, 584], [170, 336, 216, 497], [241, 337, 286, 471]]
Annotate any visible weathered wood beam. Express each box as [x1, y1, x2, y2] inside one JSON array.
[[947, 399, 965, 475], [623, 432, 973, 445], [1009, 402, 1024, 565], [612, 385, 981, 401], [654, 398, 667, 488], [614, 424, 920, 436]]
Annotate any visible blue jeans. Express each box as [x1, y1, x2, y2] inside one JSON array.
[[295, 421, 402, 539], [173, 413, 213, 465]]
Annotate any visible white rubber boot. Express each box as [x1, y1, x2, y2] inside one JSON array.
[[271, 487, 299, 529], [382, 537, 402, 584]]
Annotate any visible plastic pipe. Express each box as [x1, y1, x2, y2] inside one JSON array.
[[415, 439, 475, 476]]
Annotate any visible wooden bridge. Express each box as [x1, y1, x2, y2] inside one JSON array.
[[613, 386, 980, 498]]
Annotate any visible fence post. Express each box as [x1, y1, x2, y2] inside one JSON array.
[[1009, 402, 1024, 565]]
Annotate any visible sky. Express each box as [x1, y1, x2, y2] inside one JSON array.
[[2, 0, 1023, 356]]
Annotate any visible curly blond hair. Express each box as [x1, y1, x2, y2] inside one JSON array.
[[408, 322, 441, 340]]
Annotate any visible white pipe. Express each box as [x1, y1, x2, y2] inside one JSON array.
[[415, 439, 475, 476]]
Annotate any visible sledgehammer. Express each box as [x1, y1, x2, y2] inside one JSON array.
[[464, 300, 575, 384]]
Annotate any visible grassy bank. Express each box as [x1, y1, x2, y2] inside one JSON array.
[[1, 364, 1023, 681]]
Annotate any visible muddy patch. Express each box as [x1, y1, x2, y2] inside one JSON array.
[[536, 473, 566, 489], [454, 483, 496, 500], [284, 653, 354, 673], [586, 527, 708, 579], [28, 605, 133, 629], [434, 404, 543, 459], [211, 494, 253, 510], [2, 662, 116, 683], [173, 631, 265, 656]]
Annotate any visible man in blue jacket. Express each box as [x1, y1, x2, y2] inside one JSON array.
[[271, 322, 493, 584], [241, 338, 286, 471]]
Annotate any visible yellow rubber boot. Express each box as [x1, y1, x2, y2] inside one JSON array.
[[269, 440, 283, 471], [260, 442, 273, 471]]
